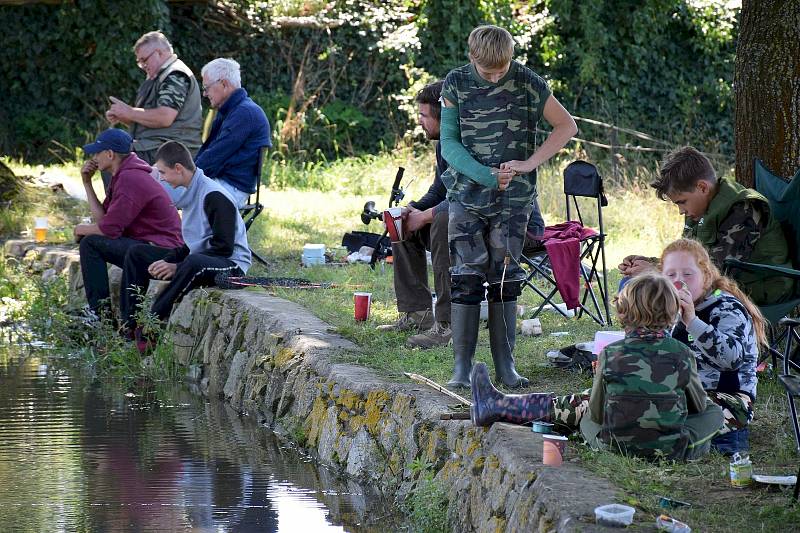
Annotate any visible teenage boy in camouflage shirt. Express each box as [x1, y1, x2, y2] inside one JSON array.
[[620, 146, 791, 305], [440, 25, 577, 389]]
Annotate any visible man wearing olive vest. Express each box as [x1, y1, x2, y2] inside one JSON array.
[[622, 146, 792, 305], [105, 31, 203, 166]]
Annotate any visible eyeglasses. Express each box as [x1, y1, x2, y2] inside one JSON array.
[[202, 79, 223, 93], [136, 49, 158, 69]]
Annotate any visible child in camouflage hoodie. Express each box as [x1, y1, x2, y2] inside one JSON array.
[[470, 273, 724, 461], [662, 238, 765, 454]]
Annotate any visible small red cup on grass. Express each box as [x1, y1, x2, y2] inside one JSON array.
[[354, 292, 372, 321]]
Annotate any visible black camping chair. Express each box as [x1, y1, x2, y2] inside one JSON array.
[[724, 159, 800, 374], [722, 159, 800, 501], [777, 319, 800, 500], [521, 160, 612, 326], [240, 145, 269, 266]]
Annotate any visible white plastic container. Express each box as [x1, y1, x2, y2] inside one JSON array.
[[594, 504, 635, 527], [302, 244, 326, 266]]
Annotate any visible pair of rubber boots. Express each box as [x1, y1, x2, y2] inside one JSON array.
[[469, 362, 553, 427], [446, 301, 529, 390]]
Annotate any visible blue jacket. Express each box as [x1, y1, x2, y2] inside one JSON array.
[[195, 88, 271, 194]]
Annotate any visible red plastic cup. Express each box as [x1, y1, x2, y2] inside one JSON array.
[[383, 207, 404, 242], [354, 292, 372, 321]]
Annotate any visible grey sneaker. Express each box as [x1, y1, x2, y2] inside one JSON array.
[[406, 321, 452, 349], [376, 310, 434, 332]]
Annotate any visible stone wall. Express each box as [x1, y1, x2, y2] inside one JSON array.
[[6, 240, 621, 532]]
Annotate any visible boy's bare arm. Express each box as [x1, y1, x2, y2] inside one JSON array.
[[500, 95, 577, 175]]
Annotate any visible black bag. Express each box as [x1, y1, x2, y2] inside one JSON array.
[[563, 160, 608, 207], [341, 231, 391, 257]]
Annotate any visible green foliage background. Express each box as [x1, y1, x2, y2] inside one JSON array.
[[0, 0, 738, 166]]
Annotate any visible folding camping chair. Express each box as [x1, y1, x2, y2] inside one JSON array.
[[521, 160, 612, 326], [777, 317, 800, 500], [724, 159, 800, 374], [240, 145, 269, 266], [720, 159, 800, 500]]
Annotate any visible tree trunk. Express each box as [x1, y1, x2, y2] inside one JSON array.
[[735, 0, 800, 186], [0, 161, 22, 204]]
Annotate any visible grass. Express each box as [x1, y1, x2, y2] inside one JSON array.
[[4, 149, 799, 531]]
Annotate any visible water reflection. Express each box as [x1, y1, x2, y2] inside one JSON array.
[[0, 344, 402, 532]]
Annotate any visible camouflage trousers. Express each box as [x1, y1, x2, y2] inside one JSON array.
[[549, 389, 750, 436], [448, 200, 533, 301], [708, 391, 753, 434], [550, 389, 592, 434]]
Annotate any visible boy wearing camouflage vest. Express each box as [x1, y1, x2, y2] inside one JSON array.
[[470, 274, 724, 461], [439, 25, 577, 389]]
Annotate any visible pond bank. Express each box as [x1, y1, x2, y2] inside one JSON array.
[[5, 239, 620, 532]]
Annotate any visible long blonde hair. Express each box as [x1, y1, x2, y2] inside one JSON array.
[[660, 238, 767, 346]]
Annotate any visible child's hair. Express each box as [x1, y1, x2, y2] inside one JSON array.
[[468, 25, 514, 68], [650, 146, 717, 201], [660, 238, 768, 346], [155, 141, 196, 171], [615, 273, 680, 331]]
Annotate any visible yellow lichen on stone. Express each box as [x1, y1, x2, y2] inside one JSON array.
[[304, 396, 328, 446], [490, 517, 507, 533], [486, 454, 501, 470], [363, 390, 390, 434], [464, 437, 482, 457], [421, 428, 447, 463], [336, 389, 363, 411], [274, 347, 296, 367], [437, 460, 462, 481], [471, 455, 486, 475]]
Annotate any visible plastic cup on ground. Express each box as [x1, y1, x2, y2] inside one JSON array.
[[354, 292, 372, 321], [542, 434, 568, 466], [34, 217, 48, 243]]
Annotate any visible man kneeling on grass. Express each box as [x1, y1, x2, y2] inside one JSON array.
[[120, 141, 251, 353]]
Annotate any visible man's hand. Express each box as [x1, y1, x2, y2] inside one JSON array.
[[405, 206, 433, 232], [107, 96, 133, 123], [491, 168, 514, 191], [148, 260, 177, 280], [73, 225, 85, 243], [618, 254, 657, 276], [500, 159, 536, 176], [80, 160, 99, 183]]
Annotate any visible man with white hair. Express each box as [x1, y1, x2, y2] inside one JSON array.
[[194, 58, 271, 208], [105, 31, 203, 164]]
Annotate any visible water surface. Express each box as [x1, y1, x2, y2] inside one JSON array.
[[0, 343, 403, 532]]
